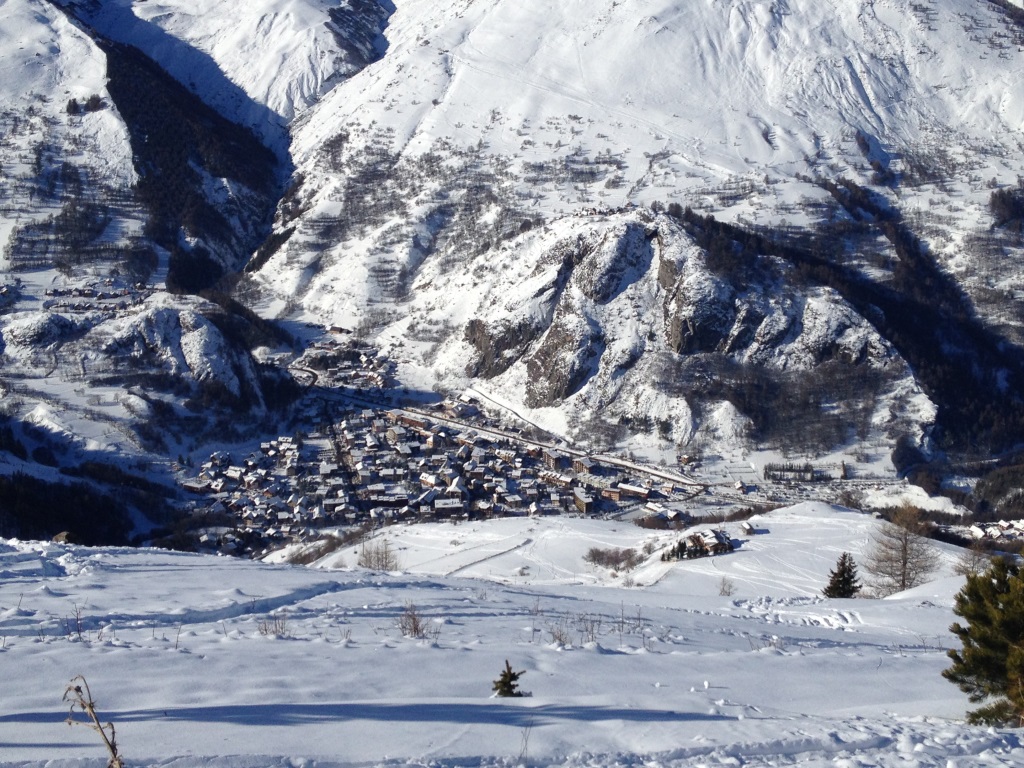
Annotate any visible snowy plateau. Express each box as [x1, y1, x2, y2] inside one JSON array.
[[4, 0, 1024, 763]]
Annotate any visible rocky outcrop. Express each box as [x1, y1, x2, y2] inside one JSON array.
[[463, 317, 544, 379], [446, 209, 911, 447], [525, 311, 605, 407], [665, 272, 736, 355]]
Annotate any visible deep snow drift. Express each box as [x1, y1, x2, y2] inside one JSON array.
[[2, 503, 1022, 767]]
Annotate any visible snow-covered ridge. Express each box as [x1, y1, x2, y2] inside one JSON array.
[[53, 0, 393, 148], [2, 0, 1023, 469]]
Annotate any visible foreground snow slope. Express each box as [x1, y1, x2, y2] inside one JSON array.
[[2, 503, 1022, 767]]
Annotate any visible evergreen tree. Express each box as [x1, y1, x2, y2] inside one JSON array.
[[943, 558, 1024, 726], [822, 552, 861, 598], [492, 659, 525, 697]]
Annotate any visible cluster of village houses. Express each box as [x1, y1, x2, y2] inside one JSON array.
[[968, 519, 1024, 543], [661, 528, 736, 560], [298, 332, 395, 391], [180, 405, 688, 556], [42, 280, 151, 313]]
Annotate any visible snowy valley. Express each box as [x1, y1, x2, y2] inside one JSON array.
[[1, 0, 1023, 487], [4, 1, 1024, 764]]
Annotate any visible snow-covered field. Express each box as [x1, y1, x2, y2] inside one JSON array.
[[2, 503, 1021, 767]]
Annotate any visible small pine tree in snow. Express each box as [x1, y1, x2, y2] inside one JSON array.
[[823, 552, 861, 598], [492, 659, 525, 697]]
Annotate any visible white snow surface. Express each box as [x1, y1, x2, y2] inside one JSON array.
[[2, 503, 1022, 767]]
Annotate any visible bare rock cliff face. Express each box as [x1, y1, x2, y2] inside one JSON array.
[[448, 210, 908, 449]]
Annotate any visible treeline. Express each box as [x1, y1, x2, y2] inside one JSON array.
[[0, 472, 132, 545], [60, 461, 174, 498], [0, 414, 175, 538], [990, 182, 1024, 230], [199, 290, 296, 350], [972, 464, 1024, 520], [583, 547, 641, 572], [987, 0, 1024, 32], [5, 160, 132, 273], [0, 420, 28, 461], [97, 39, 280, 293], [243, 225, 295, 274], [654, 352, 889, 452]]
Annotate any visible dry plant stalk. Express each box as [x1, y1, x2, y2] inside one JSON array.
[[63, 675, 124, 768]]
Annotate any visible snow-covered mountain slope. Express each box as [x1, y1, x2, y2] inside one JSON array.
[[242, 0, 1024, 459], [53, 0, 393, 149], [0, 0, 136, 265], [2, 504, 1019, 767], [0, 0, 300, 472], [4, 0, 1024, 474]]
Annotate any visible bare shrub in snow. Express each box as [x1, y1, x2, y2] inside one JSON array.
[[258, 614, 289, 638], [953, 541, 996, 578], [864, 505, 940, 596], [575, 613, 602, 644], [546, 614, 571, 646], [64, 675, 124, 768], [398, 602, 435, 640]]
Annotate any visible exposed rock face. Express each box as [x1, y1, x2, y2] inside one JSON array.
[[524, 310, 604, 408], [326, 0, 393, 70], [21, 0, 1024, 459], [665, 271, 736, 356], [464, 318, 543, 380], [573, 221, 655, 305], [442, 209, 911, 448], [3, 314, 79, 350], [101, 300, 264, 407], [242, 0, 1024, 455]]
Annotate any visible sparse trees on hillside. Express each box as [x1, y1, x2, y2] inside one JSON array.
[[863, 505, 940, 596], [357, 539, 400, 571], [583, 547, 641, 572], [944, 558, 1024, 726], [823, 552, 861, 598], [989, 182, 1024, 229], [953, 541, 995, 578]]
